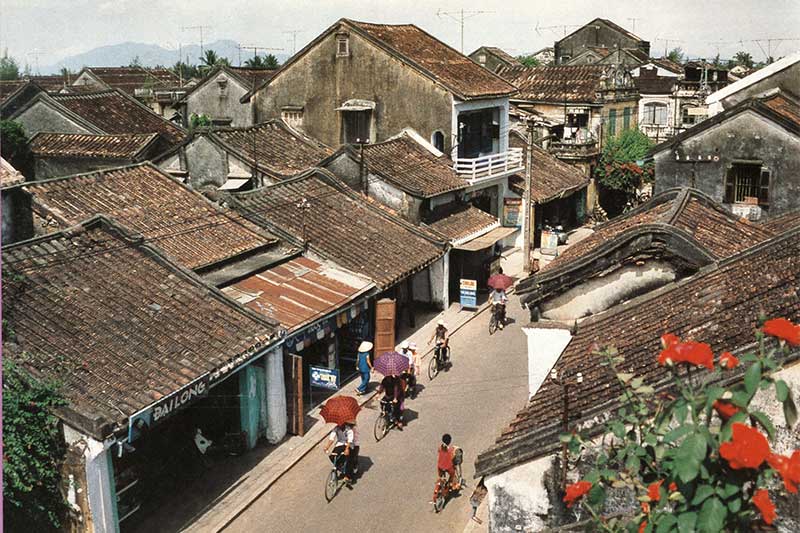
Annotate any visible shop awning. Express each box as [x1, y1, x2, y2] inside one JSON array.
[[335, 99, 376, 112], [454, 226, 517, 251], [218, 177, 251, 191]]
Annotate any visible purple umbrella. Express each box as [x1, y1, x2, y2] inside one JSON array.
[[373, 351, 409, 376]]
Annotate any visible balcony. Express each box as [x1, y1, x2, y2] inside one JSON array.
[[548, 139, 600, 160], [453, 148, 524, 183], [639, 124, 685, 143]]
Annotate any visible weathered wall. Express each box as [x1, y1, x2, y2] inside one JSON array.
[[469, 50, 507, 74], [14, 102, 93, 137], [485, 455, 553, 532], [523, 326, 572, 398], [1, 188, 34, 245], [542, 261, 677, 321], [653, 111, 800, 216], [186, 72, 252, 127], [603, 99, 639, 140], [412, 252, 448, 309], [184, 136, 229, 188], [367, 174, 422, 221], [34, 157, 132, 180], [63, 425, 117, 533], [555, 22, 649, 65], [720, 63, 800, 110], [254, 27, 454, 149]]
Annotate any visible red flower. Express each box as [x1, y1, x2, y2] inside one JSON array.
[[719, 351, 739, 369], [720, 423, 771, 470], [661, 333, 680, 349], [668, 482, 678, 492], [752, 489, 777, 525], [767, 451, 800, 494], [639, 520, 647, 533], [563, 480, 592, 507], [640, 501, 650, 513], [713, 400, 740, 421], [658, 338, 714, 370], [647, 480, 663, 502], [762, 318, 800, 346]]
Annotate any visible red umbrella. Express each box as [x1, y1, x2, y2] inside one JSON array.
[[320, 396, 361, 426], [373, 351, 409, 376], [487, 273, 514, 291]]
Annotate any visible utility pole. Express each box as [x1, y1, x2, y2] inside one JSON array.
[[182, 25, 212, 57], [283, 30, 304, 55], [238, 45, 284, 67], [523, 118, 535, 273], [436, 8, 494, 53], [626, 18, 641, 35], [658, 37, 682, 58]]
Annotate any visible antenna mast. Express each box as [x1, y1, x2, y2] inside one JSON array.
[[436, 8, 494, 53]]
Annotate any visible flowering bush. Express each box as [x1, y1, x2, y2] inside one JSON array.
[[562, 317, 799, 532]]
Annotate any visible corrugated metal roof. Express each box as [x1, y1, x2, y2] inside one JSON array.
[[224, 256, 373, 331]]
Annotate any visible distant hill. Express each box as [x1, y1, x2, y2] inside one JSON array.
[[41, 40, 291, 73]]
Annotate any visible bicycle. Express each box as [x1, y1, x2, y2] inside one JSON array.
[[373, 398, 399, 441], [428, 341, 451, 380], [489, 302, 506, 335], [324, 451, 349, 502], [432, 453, 464, 513]]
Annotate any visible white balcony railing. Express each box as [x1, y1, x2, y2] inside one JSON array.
[[453, 148, 524, 182]]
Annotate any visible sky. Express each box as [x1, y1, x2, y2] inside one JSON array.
[[1, 0, 799, 70]]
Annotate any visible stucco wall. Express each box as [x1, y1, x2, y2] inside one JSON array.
[[63, 425, 117, 533], [555, 23, 649, 64], [523, 327, 572, 399], [414, 252, 448, 309], [485, 455, 553, 532], [720, 63, 800, 110], [367, 174, 422, 221], [1, 189, 34, 245], [186, 72, 252, 127], [34, 157, 132, 180], [254, 28, 454, 148], [541, 261, 677, 320], [15, 102, 93, 137], [184, 136, 229, 188], [653, 111, 800, 216]]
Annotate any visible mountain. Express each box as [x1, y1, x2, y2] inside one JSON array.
[[41, 40, 291, 73]]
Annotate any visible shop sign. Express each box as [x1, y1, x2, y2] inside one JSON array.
[[567, 106, 589, 114], [503, 198, 522, 227], [127, 375, 210, 441], [287, 300, 366, 353], [541, 231, 559, 256], [460, 279, 478, 309], [310, 366, 340, 390]]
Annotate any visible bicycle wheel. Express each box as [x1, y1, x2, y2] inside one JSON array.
[[434, 494, 445, 513], [489, 312, 497, 335], [428, 354, 439, 380], [374, 414, 388, 442], [324, 468, 338, 502]]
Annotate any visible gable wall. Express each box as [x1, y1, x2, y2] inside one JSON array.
[[15, 101, 94, 137], [555, 21, 649, 65], [186, 72, 252, 127]]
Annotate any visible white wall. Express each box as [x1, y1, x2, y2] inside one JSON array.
[[542, 262, 677, 321], [485, 455, 553, 532], [264, 346, 288, 444], [368, 175, 407, 214], [523, 327, 573, 399], [64, 425, 118, 533]]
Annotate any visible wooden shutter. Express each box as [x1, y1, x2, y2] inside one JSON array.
[[374, 298, 396, 357], [623, 107, 631, 131], [608, 109, 617, 137], [759, 167, 770, 205], [724, 165, 735, 204], [283, 352, 304, 435]]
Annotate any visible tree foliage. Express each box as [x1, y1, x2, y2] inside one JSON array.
[[171, 61, 200, 81], [517, 54, 541, 67], [189, 113, 212, 130], [0, 120, 33, 177], [561, 319, 800, 532], [0, 48, 20, 80], [666, 47, 684, 64], [733, 51, 755, 69], [3, 355, 69, 531], [244, 53, 280, 69], [594, 129, 653, 215], [200, 50, 230, 70]]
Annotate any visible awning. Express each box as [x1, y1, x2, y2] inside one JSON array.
[[218, 178, 251, 191], [335, 99, 376, 112], [455, 226, 517, 251]]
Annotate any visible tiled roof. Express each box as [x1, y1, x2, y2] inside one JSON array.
[[361, 133, 466, 197], [476, 226, 800, 477], [0, 80, 27, 104], [634, 74, 676, 94], [761, 91, 800, 127], [650, 57, 684, 74], [508, 130, 589, 203], [499, 65, 605, 103], [80, 66, 181, 94], [427, 204, 498, 241], [24, 163, 277, 270], [211, 120, 333, 178], [762, 210, 800, 234], [226, 66, 277, 89], [346, 19, 517, 100], [30, 132, 159, 159], [472, 47, 523, 67], [224, 256, 372, 331], [0, 157, 24, 187], [229, 168, 446, 289], [2, 216, 278, 439], [48, 90, 186, 148], [29, 75, 70, 91], [542, 188, 774, 271]]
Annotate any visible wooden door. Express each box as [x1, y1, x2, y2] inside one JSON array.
[[374, 298, 396, 357], [284, 352, 304, 436]]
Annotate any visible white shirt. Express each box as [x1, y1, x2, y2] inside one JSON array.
[[328, 427, 347, 447], [346, 426, 360, 447]]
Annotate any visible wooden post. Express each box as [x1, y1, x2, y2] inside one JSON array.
[[523, 119, 535, 273]]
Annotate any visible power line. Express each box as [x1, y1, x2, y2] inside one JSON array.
[[436, 8, 494, 53], [282, 30, 304, 55], [237, 44, 283, 67]]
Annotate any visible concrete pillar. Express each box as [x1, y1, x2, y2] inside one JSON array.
[[239, 365, 261, 450], [264, 347, 288, 444]]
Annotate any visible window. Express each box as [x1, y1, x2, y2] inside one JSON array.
[[336, 32, 349, 57], [623, 107, 631, 131], [282, 109, 303, 129], [607, 109, 617, 137], [432, 131, 445, 152], [216, 76, 228, 98], [724, 162, 770, 205], [342, 110, 370, 143], [682, 106, 706, 126], [643, 103, 668, 125], [477, 54, 486, 64]]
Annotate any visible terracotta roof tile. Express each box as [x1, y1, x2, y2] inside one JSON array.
[[229, 168, 446, 289], [0, 157, 24, 187], [762, 210, 800, 234], [477, 227, 800, 477], [362, 134, 466, 197], [761, 91, 800, 128], [2, 217, 278, 439], [81, 66, 181, 94], [30, 132, 159, 159], [499, 65, 605, 103], [508, 131, 589, 202], [347, 20, 516, 100], [226, 66, 277, 88], [474, 47, 523, 67], [49, 90, 186, 147], [212, 120, 333, 178], [427, 204, 498, 241], [24, 163, 277, 270], [0, 80, 27, 104]]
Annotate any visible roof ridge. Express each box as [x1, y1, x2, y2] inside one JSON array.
[[664, 187, 691, 224]]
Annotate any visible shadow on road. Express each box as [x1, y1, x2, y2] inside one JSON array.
[[354, 455, 374, 480], [402, 408, 419, 426]]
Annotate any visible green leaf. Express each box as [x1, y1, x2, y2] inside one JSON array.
[[630, 377, 644, 389], [727, 497, 741, 513], [664, 424, 693, 444], [626, 454, 641, 472], [587, 483, 606, 506], [750, 411, 776, 440], [704, 386, 726, 410], [775, 380, 790, 402], [559, 433, 572, 443], [718, 483, 739, 498], [691, 484, 715, 505], [617, 372, 634, 383], [744, 361, 761, 396], [677, 512, 697, 533], [698, 497, 727, 532], [636, 385, 656, 395], [676, 433, 706, 483], [784, 392, 798, 427], [655, 514, 678, 533]]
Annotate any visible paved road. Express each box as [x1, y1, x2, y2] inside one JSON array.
[[225, 302, 530, 533]]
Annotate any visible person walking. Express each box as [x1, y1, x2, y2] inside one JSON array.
[[355, 341, 373, 396]]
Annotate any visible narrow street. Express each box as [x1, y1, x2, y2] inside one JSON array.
[[225, 300, 530, 533]]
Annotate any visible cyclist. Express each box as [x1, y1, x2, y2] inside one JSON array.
[[429, 320, 449, 362], [344, 420, 360, 478], [431, 433, 460, 503], [400, 341, 418, 395], [322, 423, 351, 482], [490, 286, 508, 330], [377, 374, 404, 428]]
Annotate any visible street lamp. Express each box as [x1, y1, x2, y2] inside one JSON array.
[[549, 367, 583, 491]]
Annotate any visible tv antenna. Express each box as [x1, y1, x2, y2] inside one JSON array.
[[237, 45, 284, 67], [282, 30, 304, 55], [534, 22, 582, 37], [182, 25, 212, 56], [657, 37, 683, 58], [626, 18, 641, 34], [436, 9, 494, 53]]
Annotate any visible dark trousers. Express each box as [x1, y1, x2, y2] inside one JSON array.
[[347, 446, 360, 476]]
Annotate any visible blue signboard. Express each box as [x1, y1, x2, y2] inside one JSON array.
[[460, 278, 478, 309], [310, 366, 340, 390]]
